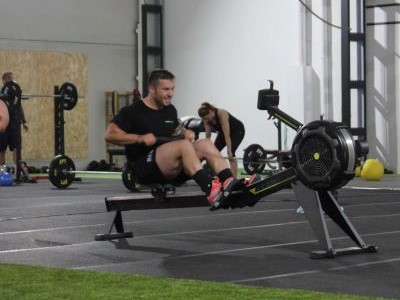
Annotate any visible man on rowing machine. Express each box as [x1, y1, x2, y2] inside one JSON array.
[[105, 69, 240, 209]]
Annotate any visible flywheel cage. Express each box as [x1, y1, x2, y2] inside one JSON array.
[[292, 120, 356, 191], [297, 135, 334, 178]]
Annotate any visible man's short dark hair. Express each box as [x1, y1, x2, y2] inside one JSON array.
[[147, 69, 175, 87], [2, 72, 13, 81]]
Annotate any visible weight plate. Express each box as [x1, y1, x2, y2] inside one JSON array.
[[48, 154, 76, 189], [122, 163, 141, 192], [243, 144, 266, 175], [60, 82, 78, 111], [281, 153, 293, 169]]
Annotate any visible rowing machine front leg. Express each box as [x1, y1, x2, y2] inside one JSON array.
[[95, 210, 133, 241]]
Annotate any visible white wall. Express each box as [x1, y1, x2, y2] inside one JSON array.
[[365, 0, 400, 172], [0, 0, 138, 165], [3, 0, 396, 172], [164, 0, 344, 161]]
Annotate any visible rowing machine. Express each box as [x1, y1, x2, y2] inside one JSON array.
[[96, 80, 377, 258]]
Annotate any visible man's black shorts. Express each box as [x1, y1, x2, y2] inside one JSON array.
[[131, 149, 190, 186]]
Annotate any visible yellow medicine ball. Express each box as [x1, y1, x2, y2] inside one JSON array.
[[360, 159, 384, 181]]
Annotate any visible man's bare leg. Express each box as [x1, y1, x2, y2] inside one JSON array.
[[155, 139, 238, 209], [156, 138, 233, 176], [156, 139, 204, 179], [192, 139, 230, 172]]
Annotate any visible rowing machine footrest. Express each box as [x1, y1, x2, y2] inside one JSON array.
[[225, 180, 263, 209]]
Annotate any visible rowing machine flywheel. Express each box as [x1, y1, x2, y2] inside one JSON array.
[[291, 120, 357, 191]]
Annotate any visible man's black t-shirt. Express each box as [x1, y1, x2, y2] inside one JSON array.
[[112, 100, 179, 161]]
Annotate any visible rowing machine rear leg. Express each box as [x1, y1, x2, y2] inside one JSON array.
[[292, 181, 378, 258], [95, 210, 133, 241]]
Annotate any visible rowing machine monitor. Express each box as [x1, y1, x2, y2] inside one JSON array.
[[257, 80, 280, 109]]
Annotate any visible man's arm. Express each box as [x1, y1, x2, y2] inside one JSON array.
[[20, 105, 28, 131], [0, 100, 9, 133], [105, 122, 156, 146]]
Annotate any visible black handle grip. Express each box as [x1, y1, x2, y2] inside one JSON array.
[[155, 135, 184, 145]]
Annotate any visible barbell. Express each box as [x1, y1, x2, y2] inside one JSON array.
[[48, 137, 188, 190], [243, 144, 292, 175], [49, 119, 366, 193], [47, 152, 285, 192], [48, 136, 291, 190], [22, 82, 83, 110], [48, 154, 140, 191]]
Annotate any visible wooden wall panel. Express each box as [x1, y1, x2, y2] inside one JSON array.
[[0, 50, 88, 162]]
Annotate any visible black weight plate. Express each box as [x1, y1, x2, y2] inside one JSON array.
[[60, 82, 78, 111], [243, 144, 266, 175], [122, 163, 140, 192], [48, 154, 75, 189]]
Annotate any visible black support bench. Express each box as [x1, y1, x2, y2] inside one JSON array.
[[106, 148, 125, 165], [95, 190, 208, 241]]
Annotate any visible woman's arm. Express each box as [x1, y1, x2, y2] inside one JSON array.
[[204, 122, 212, 139], [218, 109, 233, 157]]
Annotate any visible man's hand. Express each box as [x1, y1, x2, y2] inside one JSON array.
[[173, 123, 185, 136], [184, 129, 195, 141], [22, 122, 28, 132], [138, 133, 157, 146]]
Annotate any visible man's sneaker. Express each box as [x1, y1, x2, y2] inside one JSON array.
[[221, 176, 240, 197], [207, 179, 223, 205], [212, 176, 241, 210], [209, 177, 241, 211]]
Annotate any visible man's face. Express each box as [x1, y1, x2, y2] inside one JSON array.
[[150, 79, 175, 108]]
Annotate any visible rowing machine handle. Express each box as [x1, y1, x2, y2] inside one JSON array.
[[156, 135, 184, 145]]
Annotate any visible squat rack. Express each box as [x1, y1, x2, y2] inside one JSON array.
[[14, 83, 80, 183]]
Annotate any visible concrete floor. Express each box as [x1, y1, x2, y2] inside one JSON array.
[[0, 176, 399, 298]]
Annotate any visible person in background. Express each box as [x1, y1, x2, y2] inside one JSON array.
[[0, 72, 28, 167], [105, 69, 240, 210], [198, 102, 245, 177]]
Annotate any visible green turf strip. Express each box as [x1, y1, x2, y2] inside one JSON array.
[[73, 172, 122, 179], [0, 264, 389, 300], [31, 172, 122, 180]]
